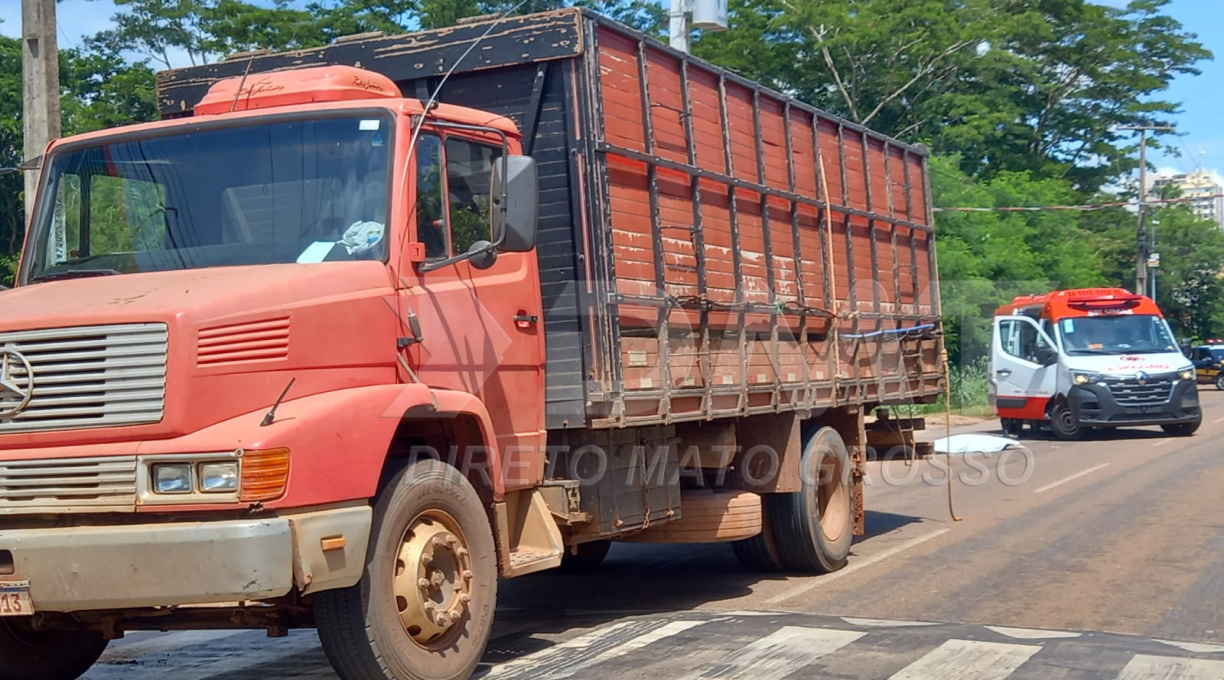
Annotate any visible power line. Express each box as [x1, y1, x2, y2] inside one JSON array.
[[936, 193, 1224, 213]]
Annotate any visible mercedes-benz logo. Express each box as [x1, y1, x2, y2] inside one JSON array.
[[1135, 370, 1149, 386], [0, 349, 34, 418]]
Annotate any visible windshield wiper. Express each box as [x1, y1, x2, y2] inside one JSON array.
[[30, 268, 122, 283]]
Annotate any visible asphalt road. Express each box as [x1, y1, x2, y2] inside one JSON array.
[[84, 391, 1224, 679]]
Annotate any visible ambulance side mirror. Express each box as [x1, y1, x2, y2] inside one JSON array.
[[1034, 345, 1058, 366]]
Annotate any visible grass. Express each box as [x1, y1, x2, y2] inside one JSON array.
[[896, 356, 994, 418]]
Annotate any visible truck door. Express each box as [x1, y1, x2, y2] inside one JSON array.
[[992, 315, 1059, 420], [404, 131, 547, 489]]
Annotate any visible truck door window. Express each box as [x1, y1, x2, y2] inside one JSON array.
[[444, 138, 501, 255], [44, 174, 82, 269], [415, 134, 447, 259]]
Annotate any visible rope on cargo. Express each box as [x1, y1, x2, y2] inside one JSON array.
[[840, 323, 936, 340]]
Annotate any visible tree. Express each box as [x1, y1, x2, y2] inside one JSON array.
[[694, 0, 1209, 192]]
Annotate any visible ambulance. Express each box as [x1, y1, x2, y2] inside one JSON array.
[[990, 288, 1200, 440]]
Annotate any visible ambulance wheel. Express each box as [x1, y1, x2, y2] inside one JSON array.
[[1162, 416, 1201, 437], [1049, 402, 1086, 441], [1215, 374, 1224, 391], [1000, 418, 1023, 438]]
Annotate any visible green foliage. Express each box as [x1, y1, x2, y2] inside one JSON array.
[[695, 0, 1208, 193]]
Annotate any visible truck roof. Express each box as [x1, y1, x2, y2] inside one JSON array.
[[994, 288, 1163, 320], [49, 66, 520, 153]]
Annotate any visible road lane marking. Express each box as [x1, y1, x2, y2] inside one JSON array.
[[675, 626, 865, 679], [1034, 463, 1111, 494], [763, 529, 951, 605], [887, 639, 1039, 680], [842, 617, 939, 628], [1153, 438, 1174, 447], [486, 619, 707, 680], [1214, 415, 1224, 424], [1116, 654, 1224, 680], [1153, 639, 1224, 654], [984, 625, 1081, 639]]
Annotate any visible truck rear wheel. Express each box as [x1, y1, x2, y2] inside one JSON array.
[[0, 620, 107, 680], [767, 427, 854, 573], [315, 459, 496, 680], [732, 513, 785, 572], [1215, 374, 1224, 391], [559, 540, 611, 571]]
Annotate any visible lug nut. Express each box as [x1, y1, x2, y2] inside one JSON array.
[[435, 613, 452, 627], [462, 570, 473, 580], [418, 578, 431, 589]]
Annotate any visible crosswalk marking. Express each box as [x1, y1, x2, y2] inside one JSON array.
[[887, 639, 1040, 680], [678, 626, 865, 679], [984, 625, 1082, 640], [486, 619, 708, 680], [1116, 654, 1224, 680]]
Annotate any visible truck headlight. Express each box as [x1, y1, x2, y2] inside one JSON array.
[[199, 462, 239, 493], [1071, 372, 1101, 385], [1179, 368, 1195, 381], [152, 463, 192, 494]]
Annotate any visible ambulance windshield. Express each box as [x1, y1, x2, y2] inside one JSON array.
[[1058, 314, 1178, 356]]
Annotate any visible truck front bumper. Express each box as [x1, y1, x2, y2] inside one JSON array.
[[1069, 381, 1201, 427], [0, 505, 371, 612]]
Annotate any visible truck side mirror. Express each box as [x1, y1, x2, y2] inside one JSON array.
[[490, 155, 538, 253]]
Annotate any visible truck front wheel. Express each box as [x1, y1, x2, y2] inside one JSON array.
[[315, 459, 497, 680], [767, 427, 855, 573], [0, 620, 107, 680]]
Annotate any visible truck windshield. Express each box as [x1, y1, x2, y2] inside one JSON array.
[[24, 112, 392, 283], [1058, 314, 1178, 356]]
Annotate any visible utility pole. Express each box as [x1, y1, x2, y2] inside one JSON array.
[[670, 0, 728, 54], [669, 0, 693, 53], [1118, 124, 1174, 297], [21, 0, 61, 223]]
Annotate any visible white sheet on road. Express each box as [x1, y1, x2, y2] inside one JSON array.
[[933, 433, 1022, 455]]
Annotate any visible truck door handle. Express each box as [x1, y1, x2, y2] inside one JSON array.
[[996, 369, 1011, 377], [514, 314, 538, 328]]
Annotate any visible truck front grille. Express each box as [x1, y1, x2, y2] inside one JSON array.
[[0, 456, 138, 512], [0, 324, 168, 434], [1110, 377, 1174, 406]]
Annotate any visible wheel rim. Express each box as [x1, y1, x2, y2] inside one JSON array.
[[1056, 406, 1077, 435], [1216, 375, 1224, 390], [817, 450, 848, 543], [393, 509, 474, 649]]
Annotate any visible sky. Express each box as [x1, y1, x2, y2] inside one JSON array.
[[1, 0, 1222, 180]]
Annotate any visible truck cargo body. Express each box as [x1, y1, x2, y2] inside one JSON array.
[[158, 9, 945, 431]]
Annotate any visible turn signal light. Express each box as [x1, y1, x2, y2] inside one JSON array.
[[240, 448, 290, 502]]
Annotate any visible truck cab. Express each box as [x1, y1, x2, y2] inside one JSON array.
[[990, 288, 1200, 440]]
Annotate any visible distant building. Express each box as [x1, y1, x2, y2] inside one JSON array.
[[1152, 171, 1224, 228]]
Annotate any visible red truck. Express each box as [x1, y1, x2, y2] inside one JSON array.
[[0, 9, 944, 680]]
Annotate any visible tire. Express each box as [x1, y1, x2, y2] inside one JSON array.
[[767, 427, 854, 574], [315, 459, 496, 680], [0, 620, 108, 680], [1162, 416, 1202, 437], [732, 509, 785, 572], [1215, 374, 1224, 391], [559, 540, 611, 572], [1000, 418, 1023, 438], [620, 491, 762, 544], [1049, 402, 1087, 441]]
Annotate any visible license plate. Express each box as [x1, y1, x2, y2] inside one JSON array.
[[0, 582, 33, 616]]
